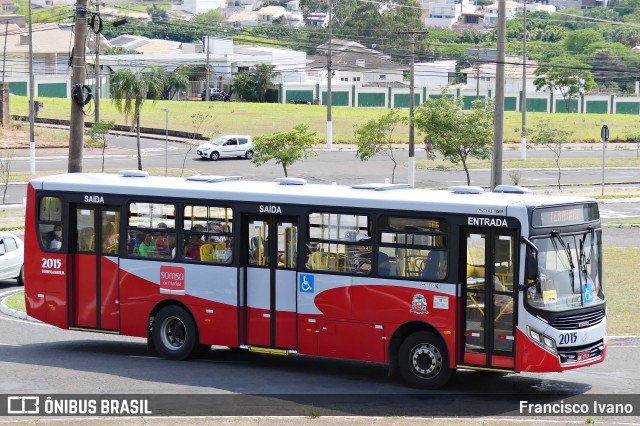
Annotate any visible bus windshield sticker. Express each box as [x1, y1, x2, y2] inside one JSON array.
[[583, 283, 593, 304], [467, 217, 507, 227], [410, 294, 428, 315], [543, 289, 558, 304], [299, 274, 314, 293], [433, 296, 449, 310], [160, 266, 185, 295]]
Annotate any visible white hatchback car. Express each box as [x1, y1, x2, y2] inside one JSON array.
[[197, 135, 254, 161], [0, 232, 24, 285]]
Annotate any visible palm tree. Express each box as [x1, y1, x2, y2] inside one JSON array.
[[110, 66, 166, 170], [166, 66, 190, 100]]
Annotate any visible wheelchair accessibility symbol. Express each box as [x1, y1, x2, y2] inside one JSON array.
[[583, 283, 593, 303], [299, 274, 314, 293]]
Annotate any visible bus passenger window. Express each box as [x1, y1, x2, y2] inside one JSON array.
[[38, 197, 64, 251], [183, 205, 234, 264]]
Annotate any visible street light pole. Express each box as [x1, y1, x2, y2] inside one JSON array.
[[521, 0, 527, 161], [326, 0, 333, 150], [161, 107, 169, 176], [28, 0, 35, 175]]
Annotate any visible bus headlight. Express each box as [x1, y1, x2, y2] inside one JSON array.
[[543, 335, 556, 351], [527, 326, 557, 353], [529, 327, 541, 343]]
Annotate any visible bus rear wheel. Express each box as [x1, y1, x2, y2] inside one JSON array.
[[398, 331, 452, 389], [152, 306, 198, 360]]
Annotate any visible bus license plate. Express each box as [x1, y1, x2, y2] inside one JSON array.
[[577, 350, 590, 361]]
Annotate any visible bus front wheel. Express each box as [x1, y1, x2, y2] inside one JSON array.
[[398, 331, 452, 389], [152, 306, 198, 360]]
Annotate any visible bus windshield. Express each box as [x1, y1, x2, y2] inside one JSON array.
[[527, 230, 603, 312]]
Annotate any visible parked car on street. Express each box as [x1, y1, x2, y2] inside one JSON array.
[[196, 135, 254, 160], [0, 232, 24, 285]]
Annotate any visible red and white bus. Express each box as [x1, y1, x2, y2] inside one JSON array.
[[24, 171, 606, 388]]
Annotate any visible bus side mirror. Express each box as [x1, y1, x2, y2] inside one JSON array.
[[520, 251, 539, 291]]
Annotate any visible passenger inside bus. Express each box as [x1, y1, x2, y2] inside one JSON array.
[[155, 222, 170, 256], [349, 233, 390, 275], [102, 222, 118, 254], [185, 232, 204, 260], [49, 225, 63, 250], [138, 233, 156, 257]]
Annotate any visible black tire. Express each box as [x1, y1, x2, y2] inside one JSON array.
[[398, 331, 452, 389], [16, 265, 24, 286], [152, 306, 198, 360], [245, 150, 254, 159], [210, 151, 220, 161]]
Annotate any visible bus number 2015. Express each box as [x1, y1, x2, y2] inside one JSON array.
[[559, 332, 578, 345], [42, 258, 62, 269]]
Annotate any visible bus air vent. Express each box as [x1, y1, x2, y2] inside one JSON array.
[[352, 183, 411, 191], [448, 185, 484, 194], [186, 175, 243, 183], [275, 177, 307, 185], [118, 170, 149, 178], [494, 185, 532, 194]]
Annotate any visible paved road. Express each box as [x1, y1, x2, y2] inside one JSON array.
[[0, 288, 638, 424]]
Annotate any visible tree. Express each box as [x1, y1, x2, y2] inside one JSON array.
[[533, 58, 595, 113], [87, 120, 115, 172], [252, 123, 319, 177], [147, 4, 169, 24], [0, 149, 15, 204], [231, 64, 277, 102], [180, 107, 220, 177], [166, 66, 190, 100], [564, 29, 605, 54], [110, 66, 166, 170], [414, 95, 494, 185], [528, 120, 574, 189], [353, 109, 407, 183]]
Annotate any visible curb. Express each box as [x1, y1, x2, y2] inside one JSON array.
[[0, 289, 32, 321]]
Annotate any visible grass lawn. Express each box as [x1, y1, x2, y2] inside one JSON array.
[[9, 96, 640, 143], [604, 247, 639, 336], [4, 291, 25, 312]]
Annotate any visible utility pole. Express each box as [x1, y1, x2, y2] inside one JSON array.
[[326, 0, 333, 150], [2, 20, 8, 82], [93, 1, 102, 124], [491, 0, 506, 189], [475, 46, 480, 99], [69, 0, 89, 173], [521, 1, 527, 161], [397, 29, 427, 188], [205, 35, 210, 101], [28, 0, 35, 175]]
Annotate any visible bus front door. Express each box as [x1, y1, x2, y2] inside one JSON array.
[[461, 229, 517, 370], [244, 215, 298, 349], [72, 205, 121, 332]]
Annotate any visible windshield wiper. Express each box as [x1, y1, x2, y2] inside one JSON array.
[[551, 231, 576, 292]]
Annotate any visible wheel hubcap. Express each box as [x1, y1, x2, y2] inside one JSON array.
[[160, 316, 186, 350], [411, 343, 442, 378]]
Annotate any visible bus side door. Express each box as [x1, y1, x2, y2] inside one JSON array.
[[72, 205, 121, 331], [243, 215, 298, 349], [461, 228, 517, 370]]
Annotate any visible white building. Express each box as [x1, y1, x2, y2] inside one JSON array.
[[178, 0, 226, 15], [414, 60, 458, 89], [0, 23, 82, 98], [483, 1, 521, 25], [461, 56, 539, 94], [424, 0, 477, 29]]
